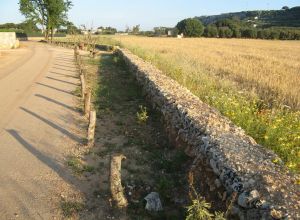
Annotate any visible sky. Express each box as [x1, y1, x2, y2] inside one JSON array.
[[0, 0, 299, 31]]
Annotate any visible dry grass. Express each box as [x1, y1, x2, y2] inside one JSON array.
[[107, 36, 300, 172], [114, 36, 300, 109]]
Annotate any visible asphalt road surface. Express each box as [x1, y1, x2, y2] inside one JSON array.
[[0, 42, 83, 219]]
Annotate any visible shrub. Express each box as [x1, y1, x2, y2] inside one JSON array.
[[269, 30, 280, 39], [224, 28, 233, 38], [136, 105, 149, 124], [242, 28, 257, 38], [257, 29, 269, 39], [232, 28, 242, 38], [176, 18, 204, 37], [172, 27, 179, 37], [186, 187, 226, 220], [204, 25, 218, 37], [218, 27, 233, 38]]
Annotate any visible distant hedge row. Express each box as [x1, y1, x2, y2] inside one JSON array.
[[204, 26, 300, 40], [0, 29, 66, 38], [176, 18, 300, 40]]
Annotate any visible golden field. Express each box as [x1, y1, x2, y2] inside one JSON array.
[[111, 36, 300, 172], [114, 36, 300, 109]]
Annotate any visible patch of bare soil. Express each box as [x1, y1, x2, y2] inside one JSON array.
[[0, 43, 29, 71], [65, 52, 193, 220]]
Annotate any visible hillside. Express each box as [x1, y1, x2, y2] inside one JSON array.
[[196, 6, 300, 28]]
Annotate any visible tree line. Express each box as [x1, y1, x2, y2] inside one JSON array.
[[175, 18, 300, 40]]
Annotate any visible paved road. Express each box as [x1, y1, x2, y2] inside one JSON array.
[[0, 42, 83, 219]]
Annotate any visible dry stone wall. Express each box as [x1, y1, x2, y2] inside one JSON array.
[[116, 48, 299, 220]]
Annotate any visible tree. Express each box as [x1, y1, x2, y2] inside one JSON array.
[[125, 25, 130, 33], [176, 18, 204, 37], [96, 26, 117, 35], [224, 28, 233, 38], [218, 27, 233, 38], [19, 20, 39, 32], [19, 0, 72, 41], [242, 28, 257, 38], [0, 21, 39, 33], [269, 30, 280, 39], [172, 27, 179, 37], [132, 24, 140, 34], [47, 0, 72, 41], [204, 24, 218, 37], [232, 28, 241, 38], [154, 27, 167, 36], [19, 0, 48, 36], [65, 21, 80, 34]]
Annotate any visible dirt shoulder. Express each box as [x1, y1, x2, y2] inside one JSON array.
[[68, 51, 208, 220]]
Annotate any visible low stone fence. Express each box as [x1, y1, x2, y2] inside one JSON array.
[[0, 32, 19, 49], [116, 48, 299, 219]]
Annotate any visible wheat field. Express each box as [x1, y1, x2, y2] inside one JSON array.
[[57, 35, 300, 171], [108, 36, 300, 171], [114, 36, 300, 109]]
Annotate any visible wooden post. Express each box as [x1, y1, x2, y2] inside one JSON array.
[[80, 74, 86, 99], [110, 154, 128, 209], [77, 55, 82, 68], [74, 45, 78, 56], [87, 110, 96, 145], [81, 67, 86, 77], [84, 89, 91, 116]]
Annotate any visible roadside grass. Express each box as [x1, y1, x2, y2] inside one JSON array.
[[84, 52, 207, 219], [60, 199, 84, 218], [67, 156, 95, 175], [72, 86, 81, 97], [103, 36, 300, 172]]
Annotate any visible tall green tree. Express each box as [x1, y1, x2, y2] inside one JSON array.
[[176, 18, 204, 37], [19, 0, 48, 36], [19, 0, 72, 40], [47, 0, 72, 41]]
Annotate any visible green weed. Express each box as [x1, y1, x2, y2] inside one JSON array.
[[137, 105, 149, 124], [67, 156, 95, 175], [61, 200, 84, 218]]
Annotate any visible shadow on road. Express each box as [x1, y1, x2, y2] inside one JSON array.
[[36, 82, 74, 95], [7, 129, 69, 180], [35, 94, 78, 113], [20, 107, 83, 143], [46, 76, 79, 86], [50, 71, 79, 79], [53, 63, 77, 69], [53, 67, 76, 73]]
